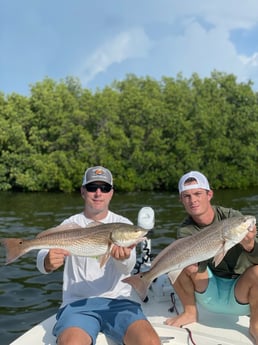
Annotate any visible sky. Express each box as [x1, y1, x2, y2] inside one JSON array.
[[1, 0, 258, 96]]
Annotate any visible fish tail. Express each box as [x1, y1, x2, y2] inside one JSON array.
[[122, 272, 150, 301], [0, 238, 27, 264]]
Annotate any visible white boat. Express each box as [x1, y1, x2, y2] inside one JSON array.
[[9, 275, 253, 345], [9, 208, 254, 345]]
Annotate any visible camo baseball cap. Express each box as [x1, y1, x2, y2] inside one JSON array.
[[82, 166, 113, 186], [178, 171, 210, 193]]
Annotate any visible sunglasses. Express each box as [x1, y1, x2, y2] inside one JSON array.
[[84, 183, 112, 193]]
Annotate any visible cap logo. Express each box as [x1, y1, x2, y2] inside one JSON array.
[[82, 166, 113, 186], [94, 169, 105, 175]]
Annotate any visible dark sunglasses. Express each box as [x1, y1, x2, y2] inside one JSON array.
[[84, 183, 112, 193]]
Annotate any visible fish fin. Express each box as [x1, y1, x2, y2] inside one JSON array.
[[98, 253, 111, 267], [223, 239, 236, 252], [167, 270, 182, 284], [36, 223, 83, 238], [113, 236, 147, 247], [99, 243, 113, 268], [213, 252, 225, 267], [36, 221, 102, 238], [213, 242, 228, 267], [122, 272, 150, 301], [0, 238, 27, 264]]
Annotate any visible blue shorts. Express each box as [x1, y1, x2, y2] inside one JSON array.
[[53, 297, 147, 345], [195, 267, 250, 315]]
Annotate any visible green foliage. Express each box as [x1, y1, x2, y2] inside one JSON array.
[[0, 73, 257, 192]]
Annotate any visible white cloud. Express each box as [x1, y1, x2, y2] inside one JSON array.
[[77, 1, 258, 90], [238, 52, 258, 85], [240, 52, 258, 66], [2, 0, 258, 94], [78, 28, 152, 85]]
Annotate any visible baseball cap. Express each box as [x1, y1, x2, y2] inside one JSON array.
[[178, 171, 210, 193], [82, 166, 113, 186]]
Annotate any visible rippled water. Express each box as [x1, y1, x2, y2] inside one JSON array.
[[0, 189, 258, 344]]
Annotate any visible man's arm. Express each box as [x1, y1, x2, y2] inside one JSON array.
[[111, 245, 136, 274], [37, 248, 70, 273]]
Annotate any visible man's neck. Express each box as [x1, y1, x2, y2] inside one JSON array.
[[192, 206, 215, 227], [84, 209, 109, 222]]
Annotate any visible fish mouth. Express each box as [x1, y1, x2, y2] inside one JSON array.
[[245, 216, 256, 232], [247, 222, 256, 232]]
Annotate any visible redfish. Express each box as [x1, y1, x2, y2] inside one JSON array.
[[123, 215, 256, 301], [0, 222, 148, 265]]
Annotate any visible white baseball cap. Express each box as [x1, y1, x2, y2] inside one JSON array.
[[178, 171, 210, 194]]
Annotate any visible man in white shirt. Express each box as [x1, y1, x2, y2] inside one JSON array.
[[37, 166, 160, 345]]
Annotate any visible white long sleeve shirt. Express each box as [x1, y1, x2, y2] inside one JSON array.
[[37, 211, 136, 308]]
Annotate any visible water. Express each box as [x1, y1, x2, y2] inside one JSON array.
[[0, 189, 258, 344]]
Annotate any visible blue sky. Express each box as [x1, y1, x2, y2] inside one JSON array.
[[1, 0, 258, 95]]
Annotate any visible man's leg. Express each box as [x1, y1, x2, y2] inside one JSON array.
[[123, 319, 161, 345], [235, 266, 258, 345], [165, 265, 208, 327], [58, 327, 92, 345]]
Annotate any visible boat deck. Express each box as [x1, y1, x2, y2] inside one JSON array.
[[10, 286, 253, 345]]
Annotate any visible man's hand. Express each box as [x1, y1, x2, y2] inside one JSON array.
[[110, 244, 135, 260], [44, 248, 70, 272], [240, 225, 257, 252], [184, 263, 199, 274]]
